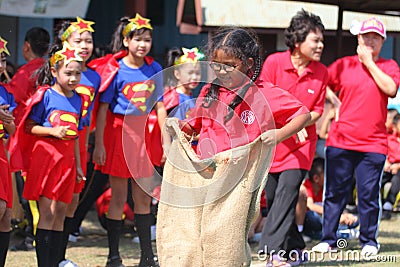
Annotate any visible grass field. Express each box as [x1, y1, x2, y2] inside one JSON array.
[[5, 210, 400, 267]]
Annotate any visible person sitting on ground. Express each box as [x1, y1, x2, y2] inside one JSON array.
[[382, 113, 400, 220], [296, 157, 359, 240]]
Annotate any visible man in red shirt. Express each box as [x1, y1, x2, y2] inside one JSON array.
[[312, 17, 400, 258]]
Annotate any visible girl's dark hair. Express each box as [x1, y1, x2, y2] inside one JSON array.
[[203, 27, 262, 123], [25, 27, 50, 57], [54, 20, 73, 47], [284, 9, 325, 52], [110, 16, 152, 53], [164, 47, 183, 86], [165, 47, 183, 68], [36, 43, 63, 86]]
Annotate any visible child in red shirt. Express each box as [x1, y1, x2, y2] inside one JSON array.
[[296, 158, 358, 240], [382, 113, 400, 219], [10, 42, 84, 267]]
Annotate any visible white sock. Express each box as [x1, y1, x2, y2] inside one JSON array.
[[383, 202, 393, 211], [297, 225, 304, 232]]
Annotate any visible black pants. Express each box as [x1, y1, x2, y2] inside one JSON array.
[[69, 170, 109, 233], [14, 171, 34, 239], [258, 169, 307, 254], [382, 171, 400, 206]]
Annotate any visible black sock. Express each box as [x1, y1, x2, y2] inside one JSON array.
[[106, 218, 123, 260], [0, 231, 10, 267], [135, 213, 155, 262], [59, 217, 74, 263], [35, 228, 51, 267], [48, 230, 64, 267]]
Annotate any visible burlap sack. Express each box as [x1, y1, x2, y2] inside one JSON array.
[[157, 119, 273, 267]]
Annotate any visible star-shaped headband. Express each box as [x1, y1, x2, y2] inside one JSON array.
[[50, 42, 83, 67], [61, 17, 95, 42], [0, 36, 10, 56], [174, 47, 205, 65], [122, 13, 153, 38]]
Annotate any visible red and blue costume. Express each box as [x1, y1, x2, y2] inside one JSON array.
[[163, 87, 195, 119], [0, 84, 16, 208], [74, 68, 100, 192], [146, 86, 196, 167], [90, 51, 163, 178], [10, 86, 83, 203]]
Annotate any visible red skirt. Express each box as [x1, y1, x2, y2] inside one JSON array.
[[74, 127, 88, 193], [23, 137, 76, 204], [98, 111, 153, 179], [0, 144, 12, 208]]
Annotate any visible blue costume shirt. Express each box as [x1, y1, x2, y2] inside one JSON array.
[[169, 92, 195, 120], [0, 85, 16, 112], [29, 88, 83, 139], [0, 85, 17, 139], [99, 59, 163, 115], [75, 68, 101, 127]]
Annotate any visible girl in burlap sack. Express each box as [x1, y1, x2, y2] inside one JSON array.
[[157, 26, 311, 267]]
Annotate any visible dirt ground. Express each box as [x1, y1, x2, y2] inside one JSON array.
[[5, 210, 400, 267]]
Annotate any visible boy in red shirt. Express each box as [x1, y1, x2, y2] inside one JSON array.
[[382, 113, 400, 219]]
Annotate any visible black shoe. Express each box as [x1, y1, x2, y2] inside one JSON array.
[[138, 256, 159, 267], [382, 209, 392, 220], [10, 238, 35, 251], [106, 256, 125, 267]]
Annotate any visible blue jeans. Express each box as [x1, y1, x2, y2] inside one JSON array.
[[304, 210, 359, 240]]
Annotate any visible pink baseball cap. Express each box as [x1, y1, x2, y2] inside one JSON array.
[[350, 17, 386, 39]]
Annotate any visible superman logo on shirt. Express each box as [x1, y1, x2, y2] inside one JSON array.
[[48, 110, 79, 140], [0, 122, 4, 139], [75, 85, 95, 118], [122, 80, 155, 113], [185, 108, 192, 119]]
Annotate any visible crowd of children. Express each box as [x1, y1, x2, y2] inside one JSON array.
[[0, 9, 399, 267]]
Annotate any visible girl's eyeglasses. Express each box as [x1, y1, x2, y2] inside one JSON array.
[[209, 62, 240, 73]]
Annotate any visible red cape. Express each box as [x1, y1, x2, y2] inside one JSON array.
[[143, 88, 180, 167], [9, 85, 50, 173], [163, 87, 180, 111]]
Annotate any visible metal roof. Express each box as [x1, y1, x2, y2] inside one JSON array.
[[287, 0, 400, 14]]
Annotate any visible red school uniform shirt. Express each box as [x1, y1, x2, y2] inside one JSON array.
[[187, 81, 309, 159], [262, 50, 328, 172], [326, 55, 400, 155], [387, 133, 400, 163], [303, 178, 323, 204]]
